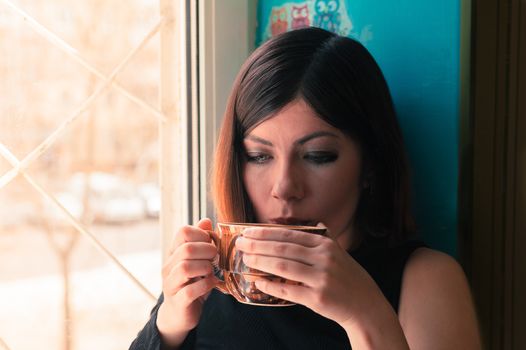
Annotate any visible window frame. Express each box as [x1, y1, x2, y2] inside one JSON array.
[[195, 1, 256, 224]]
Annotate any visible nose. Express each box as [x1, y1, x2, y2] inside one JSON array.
[[270, 160, 305, 202]]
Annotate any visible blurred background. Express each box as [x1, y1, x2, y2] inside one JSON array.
[[1, 1, 162, 349]]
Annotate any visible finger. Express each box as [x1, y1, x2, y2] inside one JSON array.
[[174, 242, 217, 260], [164, 240, 218, 278], [241, 227, 327, 247], [170, 225, 212, 254], [235, 237, 313, 265], [197, 217, 213, 231], [243, 254, 318, 287], [255, 279, 312, 306], [176, 274, 218, 306], [167, 260, 214, 291]]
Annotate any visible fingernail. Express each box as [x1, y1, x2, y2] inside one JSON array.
[[242, 228, 254, 236], [235, 236, 244, 247]]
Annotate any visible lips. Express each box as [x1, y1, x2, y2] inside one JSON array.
[[269, 218, 316, 226]]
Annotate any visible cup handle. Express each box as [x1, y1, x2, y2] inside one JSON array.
[[215, 281, 229, 294], [207, 230, 230, 295]]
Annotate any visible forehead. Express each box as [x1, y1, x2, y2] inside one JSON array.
[[245, 99, 341, 140]]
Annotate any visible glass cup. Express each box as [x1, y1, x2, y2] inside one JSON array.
[[208, 222, 327, 306]]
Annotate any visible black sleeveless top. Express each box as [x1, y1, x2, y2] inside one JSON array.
[[129, 238, 426, 350]]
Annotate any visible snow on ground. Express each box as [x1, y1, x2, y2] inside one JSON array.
[[0, 251, 162, 350]]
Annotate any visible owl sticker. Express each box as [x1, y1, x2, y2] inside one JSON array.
[[313, 0, 341, 33], [271, 7, 288, 36], [291, 4, 310, 30]]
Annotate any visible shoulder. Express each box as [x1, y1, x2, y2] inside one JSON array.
[[398, 248, 481, 349], [403, 247, 463, 282]]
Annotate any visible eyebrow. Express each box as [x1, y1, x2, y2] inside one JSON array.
[[245, 131, 338, 147]]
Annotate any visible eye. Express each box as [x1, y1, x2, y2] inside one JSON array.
[[304, 151, 338, 165], [246, 152, 272, 164], [328, 1, 337, 11], [317, 1, 326, 12]]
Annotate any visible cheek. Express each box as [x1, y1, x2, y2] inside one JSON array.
[[242, 166, 269, 210], [310, 163, 362, 224], [314, 171, 360, 208]]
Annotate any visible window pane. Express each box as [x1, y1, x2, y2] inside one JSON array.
[[0, 1, 167, 349]]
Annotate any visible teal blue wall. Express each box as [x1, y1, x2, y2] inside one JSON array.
[[256, 0, 461, 256]]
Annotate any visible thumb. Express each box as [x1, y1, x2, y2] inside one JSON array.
[[197, 217, 213, 231]]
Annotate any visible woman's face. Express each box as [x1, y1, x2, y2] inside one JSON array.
[[242, 99, 363, 249]]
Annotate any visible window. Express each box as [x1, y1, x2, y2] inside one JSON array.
[[1, 1, 172, 348], [0, 1, 255, 349]]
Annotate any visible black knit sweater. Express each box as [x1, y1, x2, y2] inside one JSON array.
[[129, 238, 426, 350]]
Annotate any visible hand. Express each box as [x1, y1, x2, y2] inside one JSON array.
[[235, 225, 382, 327], [156, 218, 219, 346]]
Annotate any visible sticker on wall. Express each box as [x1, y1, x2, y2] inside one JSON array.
[[313, 0, 344, 33], [259, 0, 354, 44]]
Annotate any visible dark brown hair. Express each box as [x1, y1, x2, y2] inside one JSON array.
[[212, 27, 415, 243]]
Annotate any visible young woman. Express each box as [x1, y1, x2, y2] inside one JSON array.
[[130, 27, 481, 349]]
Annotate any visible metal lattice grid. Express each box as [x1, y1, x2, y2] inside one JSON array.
[[0, 1, 182, 347]]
